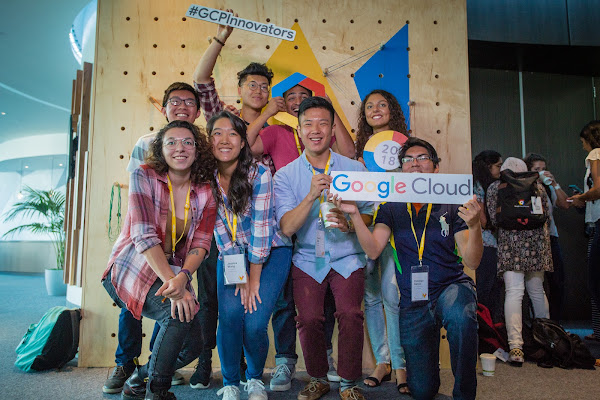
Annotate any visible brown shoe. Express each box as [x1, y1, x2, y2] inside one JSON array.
[[340, 386, 365, 400], [297, 378, 330, 400]]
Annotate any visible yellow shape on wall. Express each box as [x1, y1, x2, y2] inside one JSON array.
[[267, 23, 352, 136]]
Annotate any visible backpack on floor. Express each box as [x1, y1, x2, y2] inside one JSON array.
[[15, 306, 81, 371], [531, 318, 596, 370], [495, 170, 548, 230], [477, 303, 508, 354]]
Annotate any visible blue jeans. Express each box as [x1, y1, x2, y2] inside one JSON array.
[[217, 246, 292, 386], [115, 308, 142, 368], [364, 243, 405, 369], [103, 271, 204, 392], [399, 281, 478, 400]]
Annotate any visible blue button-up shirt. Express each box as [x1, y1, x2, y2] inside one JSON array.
[[274, 150, 374, 283]]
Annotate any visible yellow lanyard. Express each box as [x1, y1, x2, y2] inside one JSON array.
[[406, 203, 433, 266], [311, 152, 332, 219], [293, 128, 302, 156], [166, 175, 191, 256], [217, 173, 238, 243]]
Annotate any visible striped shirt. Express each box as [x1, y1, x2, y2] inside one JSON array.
[[103, 165, 216, 319], [127, 78, 224, 173], [214, 164, 291, 264]]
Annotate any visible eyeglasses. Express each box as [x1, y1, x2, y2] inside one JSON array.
[[163, 138, 196, 149], [243, 81, 270, 93], [401, 155, 432, 164], [166, 97, 196, 107]]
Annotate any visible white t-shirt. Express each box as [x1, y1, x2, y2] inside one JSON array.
[[585, 148, 600, 223]]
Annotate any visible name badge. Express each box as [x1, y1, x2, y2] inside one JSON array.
[[531, 196, 543, 215], [223, 246, 247, 285], [411, 265, 429, 302], [315, 222, 326, 258]]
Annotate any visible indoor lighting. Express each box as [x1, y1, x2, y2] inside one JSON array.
[[1, 112, 5, 115], [59, 163, 63, 167], [24, 165, 29, 169]]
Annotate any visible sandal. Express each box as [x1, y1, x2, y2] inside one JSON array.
[[363, 364, 391, 387], [397, 383, 410, 395], [508, 348, 524, 366], [396, 368, 410, 395]]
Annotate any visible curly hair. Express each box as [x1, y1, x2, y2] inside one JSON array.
[[144, 120, 215, 185], [237, 62, 274, 86], [206, 111, 256, 216], [356, 90, 408, 158], [473, 150, 502, 192], [580, 120, 600, 150]]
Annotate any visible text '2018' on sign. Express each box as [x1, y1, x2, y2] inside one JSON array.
[[186, 5, 296, 41], [329, 171, 473, 205]]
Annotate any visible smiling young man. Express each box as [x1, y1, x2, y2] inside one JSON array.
[[274, 97, 373, 400], [331, 137, 483, 400]]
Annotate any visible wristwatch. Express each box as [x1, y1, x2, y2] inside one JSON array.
[[180, 268, 193, 282]]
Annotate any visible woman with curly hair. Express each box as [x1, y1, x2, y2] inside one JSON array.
[[472, 150, 504, 322], [569, 121, 600, 342], [355, 90, 409, 394], [207, 111, 292, 400], [102, 120, 217, 400]]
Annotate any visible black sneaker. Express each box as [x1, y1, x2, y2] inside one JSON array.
[[189, 360, 211, 389], [122, 370, 147, 400], [103, 365, 135, 394], [144, 389, 176, 400]]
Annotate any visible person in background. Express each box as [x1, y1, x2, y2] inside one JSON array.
[[472, 150, 504, 323], [524, 153, 570, 321], [568, 121, 600, 342], [103, 120, 216, 400], [355, 89, 409, 393], [486, 157, 551, 366]]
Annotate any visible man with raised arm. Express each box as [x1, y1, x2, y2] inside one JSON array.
[[274, 97, 373, 400], [331, 137, 483, 400]]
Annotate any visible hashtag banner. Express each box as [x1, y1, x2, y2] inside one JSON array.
[[186, 5, 296, 42]]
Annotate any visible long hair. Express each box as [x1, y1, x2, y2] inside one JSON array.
[[206, 111, 255, 215], [580, 120, 600, 149], [472, 150, 502, 192], [145, 120, 215, 185], [356, 90, 408, 158]]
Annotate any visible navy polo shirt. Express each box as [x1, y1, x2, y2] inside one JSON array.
[[375, 202, 472, 308]]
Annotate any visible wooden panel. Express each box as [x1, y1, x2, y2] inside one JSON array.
[[80, 0, 472, 368]]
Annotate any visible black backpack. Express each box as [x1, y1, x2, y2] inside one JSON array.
[[495, 170, 548, 230], [531, 318, 596, 370]]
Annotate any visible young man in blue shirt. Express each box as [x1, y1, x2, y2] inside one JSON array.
[[332, 137, 483, 400]]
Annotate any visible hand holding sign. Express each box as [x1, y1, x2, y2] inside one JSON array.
[[215, 8, 236, 44], [329, 193, 359, 219], [309, 174, 332, 202], [458, 195, 481, 228]]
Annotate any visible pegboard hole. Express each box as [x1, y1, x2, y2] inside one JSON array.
[[350, 73, 355, 77], [435, 102, 440, 106], [435, 74, 439, 79], [408, 129, 413, 134], [154, 17, 159, 21], [378, 20, 382, 24], [122, 98, 127, 103], [119, 155, 124, 159], [266, 45, 270, 49], [121, 126, 125, 131], [236, 99, 241, 104], [142, 333, 146, 338], [153, 44, 157, 48], [350, 46, 355, 51], [149, 127, 154, 131], [238, 45, 242, 49], [322, 46, 327, 50], [266, 18, 271, 22], [436, 129, 441, 134], [433, 20, 438, 25], [125, 17, 130, 21], [123, 71, 128, 75], [378, 73, 384, 78], [441, 334, 446, 339], [294, 18, 298, 22], [181, 44, 186, 48], [124, 44, 129, 48], [111, 333, 116, 337], [406, 47, 411, 51], [294, 45, 298, 50], [407, 74, 411, 78], [182, 17, 187, 21], [406, 20, 410, 24], [351, 101, 355, 105], [180, 71, 185, 76], [152, 71, 156, 76], [322, 19, 327, 23], [112, 302, 117, 307], [350, 19, 354, 23], [434, 47, 438, 52], [351, 128, 356, 133]]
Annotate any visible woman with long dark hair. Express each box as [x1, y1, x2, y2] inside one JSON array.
[[355, 90, 409, 393], [472, 150, 503, 322], [569, 121, 600, 342], [207, 111, 292, 400], [102, 120, 217, 400]]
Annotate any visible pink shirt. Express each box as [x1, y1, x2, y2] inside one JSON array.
[[260, 124, 336, 171]]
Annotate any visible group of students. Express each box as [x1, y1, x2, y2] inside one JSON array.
[[101, 13, 487, 400], [472, 121, 600, 366]]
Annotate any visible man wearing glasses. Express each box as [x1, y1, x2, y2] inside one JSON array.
[[331, 137, 483, 400]]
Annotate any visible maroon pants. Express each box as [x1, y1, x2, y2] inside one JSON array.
[[292, 266, 365, 380]]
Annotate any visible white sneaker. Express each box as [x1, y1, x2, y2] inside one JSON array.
[[216, 385, 240, 400], [245, 378, 268, 400]]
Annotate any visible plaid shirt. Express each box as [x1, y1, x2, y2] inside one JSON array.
[[214, 164, 291, 264], [127, 78, 224, 173], [103, 166, 216, 319]]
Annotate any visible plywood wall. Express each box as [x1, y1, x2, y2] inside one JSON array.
[[80, 0, 470, 367]]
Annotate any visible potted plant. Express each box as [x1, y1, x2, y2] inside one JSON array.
[[2, 187, 67, 295]]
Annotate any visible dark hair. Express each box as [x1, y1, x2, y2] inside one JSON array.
[[161, 82, 200, 108], [473, 150, 502, 191], [297, 96, 335, 124], [206, 111, 255, 215], [398, 137, 440, 168], [523, 153, 547, 171], [237, 62, 274, 86], [356, 90, 408, 158], [145, 120, 215, 185], [580, 120, 600, 149]]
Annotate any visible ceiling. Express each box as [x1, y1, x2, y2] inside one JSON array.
[[0, 0, 90, 147]]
